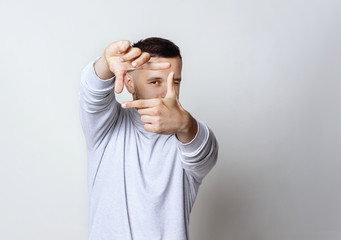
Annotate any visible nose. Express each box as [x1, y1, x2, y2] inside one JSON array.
[[160, 85, 168, 98]]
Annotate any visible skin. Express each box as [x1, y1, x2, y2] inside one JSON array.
[[126, 57, 182, 100], [94, 40, 198, 143]]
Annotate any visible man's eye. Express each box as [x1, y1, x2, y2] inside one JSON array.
[[151, 81, 159, 85]]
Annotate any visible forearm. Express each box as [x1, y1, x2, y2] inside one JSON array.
[[79, 57, 119, 150], [177, 119, 218, 183], [94, 56, 114, 80]]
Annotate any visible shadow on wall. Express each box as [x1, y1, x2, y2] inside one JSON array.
[[191, 151, 272, 240]]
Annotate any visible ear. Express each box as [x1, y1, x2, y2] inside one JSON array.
[[124, 73, 135, 94]]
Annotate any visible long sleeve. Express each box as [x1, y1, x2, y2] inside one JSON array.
[[177, 119, 218, 203], [78, 57, 121, 151]]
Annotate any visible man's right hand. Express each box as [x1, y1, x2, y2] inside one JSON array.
[[95, 40, 171, 94]]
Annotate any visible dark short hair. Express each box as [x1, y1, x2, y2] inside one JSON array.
[[132, 37, 182, 60]]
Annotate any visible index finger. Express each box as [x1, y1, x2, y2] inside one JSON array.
[[139, 61, 171, 70], [121, 99, 160, 109], [121, 57, 172, 73], [123, 61, 171, 73]]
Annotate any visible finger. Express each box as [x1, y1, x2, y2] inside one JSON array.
[[130, 52, 151, 68], [139, 62, 171, 70], [121, 99, 161, 109], [140, 115, 154, 124], [119, 47, 142, 63], [143, 123, 154, 133], [111, 59, 170, 74], [114, 71, 124, 94], [137, 107, 156, 116], [165, 71, 175, 98], [105, 40, 131, 57], [118, 40, 131, 54]]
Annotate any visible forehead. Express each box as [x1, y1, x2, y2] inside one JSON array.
[[150, 56, 182, 66], [137, 57, 182, 79]]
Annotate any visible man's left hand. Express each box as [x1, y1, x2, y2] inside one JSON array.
[[121, 72, 198, 143]]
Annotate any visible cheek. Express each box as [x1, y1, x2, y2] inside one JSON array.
[[150, 86, 165, 96], [140, 85, 165, 98]]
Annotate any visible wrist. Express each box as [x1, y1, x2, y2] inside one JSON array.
[[94, 56, 114, 80], [176, 111, 198, 143]]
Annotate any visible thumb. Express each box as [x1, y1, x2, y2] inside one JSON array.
[[165, 71, 175, 98], [114, 71, 124, 94]]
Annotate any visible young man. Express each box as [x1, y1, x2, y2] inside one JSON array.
[[79, 37, 218, 240]]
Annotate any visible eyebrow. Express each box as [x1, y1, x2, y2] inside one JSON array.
[[146, 77, 182, 82]]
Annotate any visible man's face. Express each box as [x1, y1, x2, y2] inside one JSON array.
[[130, 57, 182, 100]]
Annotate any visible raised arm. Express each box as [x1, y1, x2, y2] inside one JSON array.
[[78, 57, 119, 151], [79, 40, 171, 150]]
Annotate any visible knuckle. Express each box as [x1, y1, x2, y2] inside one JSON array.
[[122, 40, 130, 47], [156, 99, 162, 106], [155, 116, 161, 123], [134, 51, 147, 66], [133, 47, 142, 55], [138, 101, 144, 108], [142, 52, 150, 60], [154, 108, 161, 115], [154, 125, 161, 133], [118, 40, 131, 52]]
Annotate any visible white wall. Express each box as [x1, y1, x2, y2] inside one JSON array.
[[0, 0, 340, 239]]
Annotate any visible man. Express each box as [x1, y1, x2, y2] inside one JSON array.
[[79, 37, 218, 240]]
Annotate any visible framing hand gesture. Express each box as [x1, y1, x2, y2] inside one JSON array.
[[122, 72, 198, 143], [104, 40, 171, 93]]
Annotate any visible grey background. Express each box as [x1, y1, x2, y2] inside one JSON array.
[[1, 0, 340, 239]]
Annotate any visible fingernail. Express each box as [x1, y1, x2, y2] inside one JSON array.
[[118, 51, 121, 54], [120, 57, 124, 62], [132, 62, 137, 67], [121, 103, 126, 108]]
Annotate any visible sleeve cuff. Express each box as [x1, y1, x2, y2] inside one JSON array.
[[177, 119, 209, 154]]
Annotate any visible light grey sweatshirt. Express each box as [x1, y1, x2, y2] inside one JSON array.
[[79, 57, 218, 240]]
